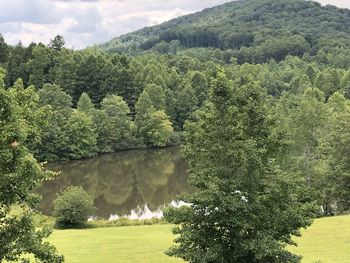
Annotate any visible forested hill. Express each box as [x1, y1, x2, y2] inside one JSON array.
[[99, 0, 350, 63]]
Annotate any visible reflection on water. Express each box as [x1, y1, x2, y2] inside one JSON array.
[[38, 147, 192, 220]]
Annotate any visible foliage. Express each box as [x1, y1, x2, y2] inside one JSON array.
[[0, 0, 349, 216], [99, 94, 134, 151], [100, 0, 350, 66], [53, 186, 95, 229], [135, 91, 174, 146], [164, 72, 317, 263], [62, 111, 97, 160], [0, 69, 63, 262]]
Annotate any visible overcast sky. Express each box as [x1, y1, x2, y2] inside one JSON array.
[[0, 0, 349, 49]]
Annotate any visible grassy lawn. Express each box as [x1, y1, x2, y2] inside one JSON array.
[[50, 225, 182, 263], [290, 215, 350, 263], [50, 215, 350, 263]]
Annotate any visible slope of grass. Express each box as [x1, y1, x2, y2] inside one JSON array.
[[50, 215, 350, 263], [290, 215, 350, 263]]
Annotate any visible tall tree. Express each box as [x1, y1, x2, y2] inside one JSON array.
[[49, 35, 65, 51], [62, 111, 97, 159], [322, 92, 350, 212], [0, 34, 8, 64], [144, 84, 166, 110], [135, 91, 173, 146], [29, 45, 52, 88], [99, 94, 133, 151], [6, 42, 31, 86], [36, 84, 73, 161], [54, 50, 77, 96], [165, 72, 316, 263], [0, 69, 63, 262]]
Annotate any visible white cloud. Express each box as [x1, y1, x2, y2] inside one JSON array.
[[315, 0, 350, 9], [0, 0, 349, 49]]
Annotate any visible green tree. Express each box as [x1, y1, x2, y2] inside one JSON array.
[[144, 84, 166, 110], [100, 94, 133, 151], [139, 110, 174, 147], [135, 91, 173, 146], [62, 111, 97, 160], [0, 34, 8, 64], [53, 186, 95, 229], [8, 79, 47, 156], [29, 45, 52, 88], [322, 92, 350, 212], [54, 50, 77, 97], [174, 84, 198, 129], [164, 72, 315, 263], [280, 88, 327, 186], [0, 69, 63, 262], [189, 71, 208, 106], [74, 53, 107, 104], [168, 68, 181, 90], [6, 42, 31, 86], [49, 35, 65, 51], [37, 84, 73, 161], [135, 91, 155, 129], [77, 92, 95, 114]]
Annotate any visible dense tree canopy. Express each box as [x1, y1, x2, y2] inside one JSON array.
[[100, 0, 350, 67], [0, 70, 63, 262]]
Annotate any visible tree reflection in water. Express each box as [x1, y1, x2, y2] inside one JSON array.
[[38, 147, 192, 219]]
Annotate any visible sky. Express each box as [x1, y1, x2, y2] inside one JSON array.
[[0, 0, 349, 49]]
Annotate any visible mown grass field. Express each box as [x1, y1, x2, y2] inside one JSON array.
[[50, 215, 350, 263]]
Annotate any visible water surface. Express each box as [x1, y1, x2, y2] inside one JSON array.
[[38, 147, 192, 220]]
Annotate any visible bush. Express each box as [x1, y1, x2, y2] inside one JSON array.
[[53, 186, 95, 229]]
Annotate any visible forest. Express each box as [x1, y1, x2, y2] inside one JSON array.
[[2, 0, 350, 262], [2, 30, 350, 218]]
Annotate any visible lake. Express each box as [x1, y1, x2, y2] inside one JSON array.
[[38, 147, 192, 220]]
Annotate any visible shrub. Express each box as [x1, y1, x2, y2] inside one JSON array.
[[53, 186, 95, 229]]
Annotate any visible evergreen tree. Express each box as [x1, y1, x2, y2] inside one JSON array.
[[49, 35, 65, 51], [0, 34, 8, 64]]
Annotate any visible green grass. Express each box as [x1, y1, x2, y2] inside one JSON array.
[[49, 215, 350, 263], [290, 215, 350, 263], [50, 225, 182, 263]]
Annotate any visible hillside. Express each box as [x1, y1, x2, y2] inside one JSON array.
[[99, 0, 350, 63]]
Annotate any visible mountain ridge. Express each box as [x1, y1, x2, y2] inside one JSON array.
[[98, 0, 350, 61]]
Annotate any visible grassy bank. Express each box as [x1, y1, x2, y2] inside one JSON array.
[[49, 215, 350, 263]]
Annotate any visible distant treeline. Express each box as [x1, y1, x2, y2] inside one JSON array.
[[100, 0, 350, 68]]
